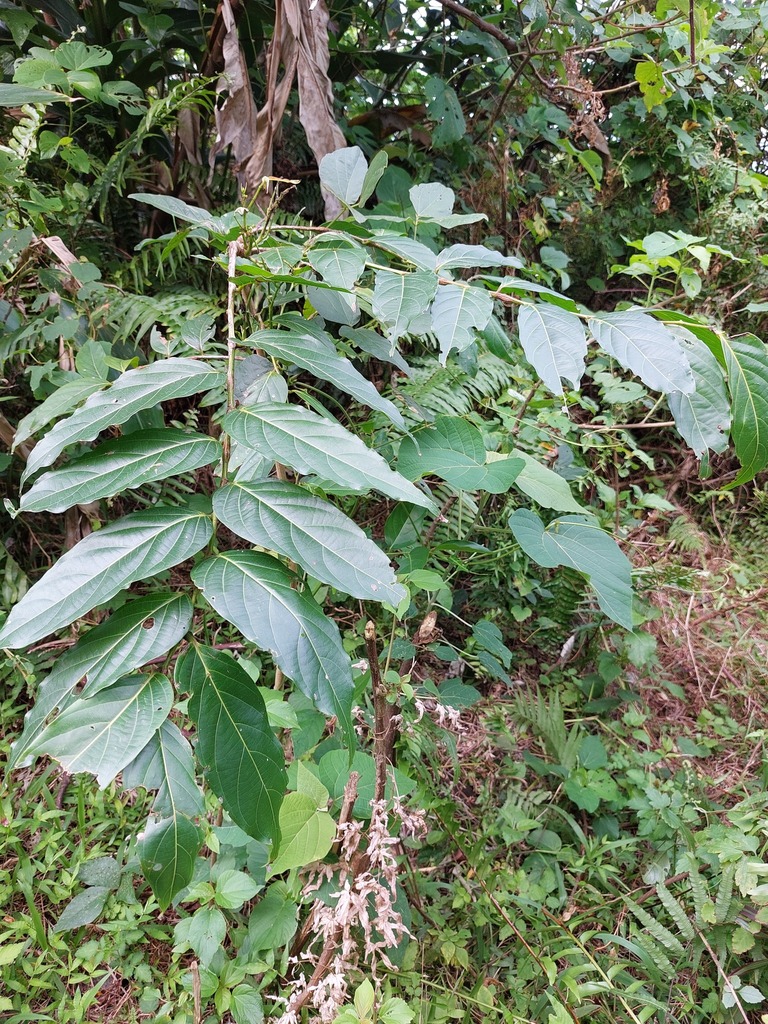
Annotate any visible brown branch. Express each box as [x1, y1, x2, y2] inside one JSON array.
[[436, 0, 519, 56], [365, 620, 393, 803]]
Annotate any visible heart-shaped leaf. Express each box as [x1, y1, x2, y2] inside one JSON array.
[[509, 509, 633, 629]]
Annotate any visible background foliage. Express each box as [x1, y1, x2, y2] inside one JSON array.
[[3, 2, 768, 1023]]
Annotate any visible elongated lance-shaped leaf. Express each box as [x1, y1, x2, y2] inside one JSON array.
[[372, 269, 436, 345], [223, 404, 436, 511], [24, 674, 174, 787], [191, 552, 354, 746], [9, 593, 192, 770], [179, 645, 286, 844], [509, 509, 634, 629], [214, 480, 406, 604], [123, 719, 205, 818], [667, 332, 730, 458], [19, 429, 221, 513], [246, 330, 406, 430], [590, 312, 694, 394], [431, 283, 493, 362], [0, 506, 211, 650], [139, 814, 203, 910], [517, 303, 587, 396], [22, 358, 223, 482], [722, 332, 768, 487]]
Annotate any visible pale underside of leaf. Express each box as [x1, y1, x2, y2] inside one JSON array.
[[246, 329, 405, 429], [213, 479, 406, 604], [431, 283, 493, 362], [23, 358, 223, 482], [590, 312, 694, 395], [222, 403, 436, 511], [0, 507, 212, 650], [517, 303, 587, 396], [9, 593, 192, 770], [191, 551, 354, 746], [123, 719, 205, 818], [26, 673, 174, 787], [667, 333, 730, 458], [19, 430, 221, 512]]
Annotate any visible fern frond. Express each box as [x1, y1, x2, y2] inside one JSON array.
[[687, 863, 709, 928], [655, 883, 695, 942], [631, 931, 676, 979], [625, 896, 686, 956], [714, 864, 736, 925], [667, 514, 709, 555]]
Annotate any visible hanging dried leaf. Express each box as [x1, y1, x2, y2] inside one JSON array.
[[211, 0, 344, 219], [284, 0, 345, 219], [210, 0, 262, 187]]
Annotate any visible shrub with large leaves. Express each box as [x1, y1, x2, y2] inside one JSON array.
[[2, 148, 767, 913]]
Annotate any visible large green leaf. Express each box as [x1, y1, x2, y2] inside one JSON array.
[[431, 283, 493, 362], [9, 593, 192, 770], [0, 506, 211, 650], [181, 645, 286, 844], [517, 303, 587, 396], [722, 333, 768, 487], [0, 84, 69, 106], [213, 480, 406, 604], [409, 183, 486, 229], [511, 451, 584, 512], [319, 147, 368, 206], [223, 404, 435, 511], [138, 814, 203, 910], [372, 269, 436, 344], [306, 236, 367, 305], [667, 333, 730, 458], [590, 312, 693, 394], [24, 674, 173, 786], [191, 552, 354, 745], [123, 719, 205, 817], [367, 233, 437, 271], [19, 429, 221, 513], [22, 358, 222, 482], [435, 245, 522, 272], [425, 76, 466, 146], [246, 330, 405, 429], [268, 792, 336, 876], [508, 509, 633, 629], [14, 380, 105, 450], [398, 417, 523, 493]]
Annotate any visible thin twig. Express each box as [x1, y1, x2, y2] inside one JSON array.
[[366, 620, 392, 803]]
